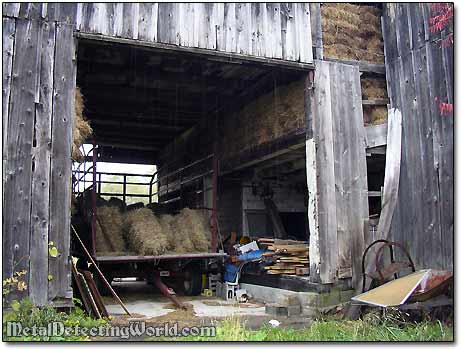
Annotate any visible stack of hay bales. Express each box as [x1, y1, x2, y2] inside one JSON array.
[[221, 79, 305, 160], [321, 3, 384, 64], [90, 202, 211, 256], [72, 87, 92, 162], [95, 206, 127, 255], [123, 208, 169, 255]]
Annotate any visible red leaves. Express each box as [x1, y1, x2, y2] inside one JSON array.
[[435, 97, 453, 116], [429, 3, 453, 33]]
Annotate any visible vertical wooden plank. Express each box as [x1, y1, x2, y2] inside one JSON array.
[[413, 45, 440, 269], [75, 3, 83, 31], [3, 3, 20, 17], [157, 2, 179, 45], [56, 3, 78, 25], [223, 3, 236, 53], [177, 2, 187, 46], [192, 3, 204, 48], [330, 63, 349, 278], [29, 21, 55, 306], [309, 3, 323, 60], [138, 3, 156, 42], [121, 3, 136, 39], [18, 3, 31, 18], [204, 3, 217, 50], [214, 3, 225, 51], [281, 3, 298, 61], [348, 64, 369, 287], [306, 138, 320, 281], [3, 19, 41, 296], [235, 3, 251, 55], [297, 3, 313, 63], [48, 23, 75, 306], [266, 3, 282, 59], [2, 17, 16, 280], [2, 17, 15, 177], [113, 3, 124, 37], [250, 3, 266, 57], [313, 61, 338, 283], [102, 3, 116, 37]]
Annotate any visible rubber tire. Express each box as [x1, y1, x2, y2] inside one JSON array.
[[183, 264, 202, 296]]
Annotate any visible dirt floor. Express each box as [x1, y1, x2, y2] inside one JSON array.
[[101, 280, 312, 340]]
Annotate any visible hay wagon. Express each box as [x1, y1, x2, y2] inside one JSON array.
[[72, 148, 227, 300]]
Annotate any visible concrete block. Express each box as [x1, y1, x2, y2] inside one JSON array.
[[302, 306, 319, 317], [287, 304, 302, 317], [265, 303, 288, 317]]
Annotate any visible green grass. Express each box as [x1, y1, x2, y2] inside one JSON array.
[[147, 316, 453, 342]]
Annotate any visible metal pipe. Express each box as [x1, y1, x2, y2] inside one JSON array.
[[91, 143, 97, 256]]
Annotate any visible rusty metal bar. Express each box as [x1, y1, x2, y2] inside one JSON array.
[[151, 272, 186, 310]]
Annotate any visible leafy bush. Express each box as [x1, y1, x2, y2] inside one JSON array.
[[3, 298, 107, 341]]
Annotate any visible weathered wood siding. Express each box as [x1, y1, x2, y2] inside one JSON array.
[[2, 18, 76, 306], [3, 2, 313, 64], [382, 4, 453, 270], [306, 61, 369, 284]]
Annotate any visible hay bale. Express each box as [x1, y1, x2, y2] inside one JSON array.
[[363, 105, 388, 125], [158, 214, 177, 251], [361, 77, 388, 99], [124, 208, 169, 255], [72, 87, 92, 162], [173, 208, 210, 253], [321, 3, 384, 64], [95, 206, 126, 254]]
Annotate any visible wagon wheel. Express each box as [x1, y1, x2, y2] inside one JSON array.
[[362, 240, 416, 292]]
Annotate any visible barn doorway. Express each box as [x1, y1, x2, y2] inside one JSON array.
[[72, 37, 311, 295]]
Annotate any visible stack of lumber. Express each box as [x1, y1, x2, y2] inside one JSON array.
[[258, 238, 309, 276]]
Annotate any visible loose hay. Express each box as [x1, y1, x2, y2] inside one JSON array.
[[72, 87, 92, 162], [124, 208, 169, 256], [95, 206, 126, 254]]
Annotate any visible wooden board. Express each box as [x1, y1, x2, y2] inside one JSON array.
[[48, 23, 75, 305], [382, 3, 453, 271], [29, 20, 55, 306], [5, 3, 313, 64], [3, 19, 41, 299]]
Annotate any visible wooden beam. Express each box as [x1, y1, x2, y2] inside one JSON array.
[[220, 130, 306, 175], [323, 57, 386, 75], [76, 32, 315, 71], [94, 140, 162, 151], [362, 98, 390, 106], [89, 119, 186, 132]]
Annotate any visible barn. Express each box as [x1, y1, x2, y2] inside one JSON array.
[[2, 2, 453, 311]]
